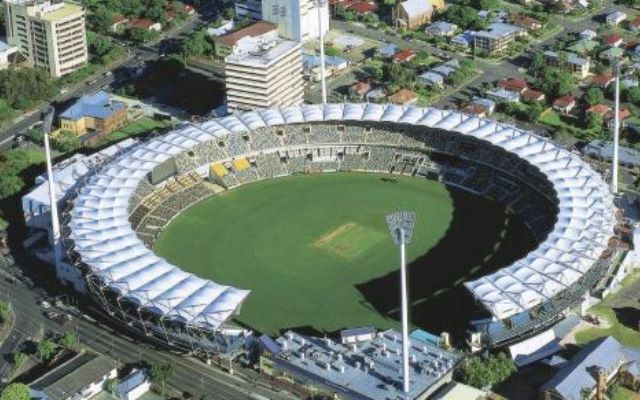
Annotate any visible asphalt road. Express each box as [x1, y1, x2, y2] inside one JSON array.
[[0, 261, 296, 400]]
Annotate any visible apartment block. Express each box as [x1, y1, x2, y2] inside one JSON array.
[[473, 23, 523, 55], [224, 28, 303, 112], [4, 0, 88, 77]]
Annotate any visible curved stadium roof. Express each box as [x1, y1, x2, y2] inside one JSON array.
[[67, 103, 615, 326]]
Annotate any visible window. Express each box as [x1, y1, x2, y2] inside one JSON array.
[[280, 6, 286, 17], [272, 4, 278, 15]]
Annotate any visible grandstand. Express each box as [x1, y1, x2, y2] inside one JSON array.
[[60, 103, 617, 354]]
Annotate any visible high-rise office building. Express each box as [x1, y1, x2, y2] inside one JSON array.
[[4, 0, 88, 77], [224, 27, 304, 112], [261, 0, 329, 42]]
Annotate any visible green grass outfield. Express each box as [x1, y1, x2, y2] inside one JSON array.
[[155, 173, 454, 334]]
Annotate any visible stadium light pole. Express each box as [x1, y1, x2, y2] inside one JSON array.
[[316, 0, 328, 104], [43, 106, 62, 270], [386, 211, 416, 396], [612, 60, 621, 194]]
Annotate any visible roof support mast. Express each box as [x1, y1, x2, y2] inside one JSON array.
[[612, 61, 620, 194], [43, 107, 62, 270]]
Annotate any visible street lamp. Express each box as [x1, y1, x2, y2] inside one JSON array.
[[386, 210, 416, 395]]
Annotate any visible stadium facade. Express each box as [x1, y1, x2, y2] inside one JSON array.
[[50, 103, 619, 354]]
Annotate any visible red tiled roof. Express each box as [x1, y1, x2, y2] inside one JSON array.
[[603, 33, 623, 45], [553, 95, 575, 107], [605, 108, 631, 121], [351, 80, 372, 95], [112, 14, 127, 24], [630, 16, 640, 28], [215, 21, 278, 47], [521, 89, 544, 102], [349, 2, 378, 14], [586, 104, 610, 114], [392, 48, 415, 63], [130, 18, 157, 29], [462, 104, 487, 116], [509, 15, 542, 29], [591, 73, 614, 87], [497, 77, 528, 92], [389, 89, 418, 104]]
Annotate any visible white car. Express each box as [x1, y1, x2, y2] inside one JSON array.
[[40, 301, 51, 309]]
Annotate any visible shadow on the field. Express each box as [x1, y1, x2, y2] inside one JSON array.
[[354, 187, 538, 343]]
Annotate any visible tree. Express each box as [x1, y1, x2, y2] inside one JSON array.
[[0, 301, 11, 325], [443, 5, 485, 30], [37, 339, 58, 362], [626, 87, 640, 106], [459, 352, 516, 389], [52, 130, 81, 153], [12, 352, 27, 368], [528, 52, 545, 78], [88, 6, 113, 34], [535, 67, 572, 101], [582, 87, 605, 107], [58, 332, 78, 350], [150, 363, 174, 394], [0, 68, 56, 110], [222, 7, 235, 20], [0, 383, 30, 400], [181, 30, 213, 59]]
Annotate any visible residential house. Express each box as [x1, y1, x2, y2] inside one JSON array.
[[606, 10, 627, 26], [418, 71, 445, 87], [508, 15, 543, 31], [350, 80, 372, 99], [477, 10, 489, 19], [376, 43, 398, 59], [393, 0, 446, 29], [591, 73, 615, 88], [330, 0, 378, 15], [630, 16, 640, 32], [568, 39, 598, 55], [111, 14, 129, 33], [553, 95, 576, 114], [130, 18, 162, 31], [426, 21, 458, 37], [605, 108, 632, 127], [29, 351, 117, 400], [431, 65, 457, 80], [465, 97, 496, 116], [451, 31, 475, 47], [473, 23, 524, 55], [521, 89, 545, 102], [540, 337, 640, 400], [586, 104, 611, 115], [623, 77, 639, 88], [580, 29, 597, 40], [58, 91, 128, 139], [302, 53, 349, 81], [114, 370, 151, 400], [603, 33, 624, 48], [543, 51, 590, 79], [599, 47, 624, 62], [366, 88, 387, 102], [392, 48, 416, 63], [487, 88, 520, 103], [214, 21, 278, 58], [388, 89, 419, 105], [496, 77, 528, 94]]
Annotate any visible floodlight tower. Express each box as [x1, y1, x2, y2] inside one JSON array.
[[43, 106, 61, 268], [386, 211, 417, 396], [612, 61, 621, 194], [316, 0, 328, 104]]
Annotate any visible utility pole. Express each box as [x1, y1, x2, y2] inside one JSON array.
[[386, 211, 416, 396]]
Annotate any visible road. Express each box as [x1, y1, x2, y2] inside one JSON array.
[[0, 260, 296, 400]]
